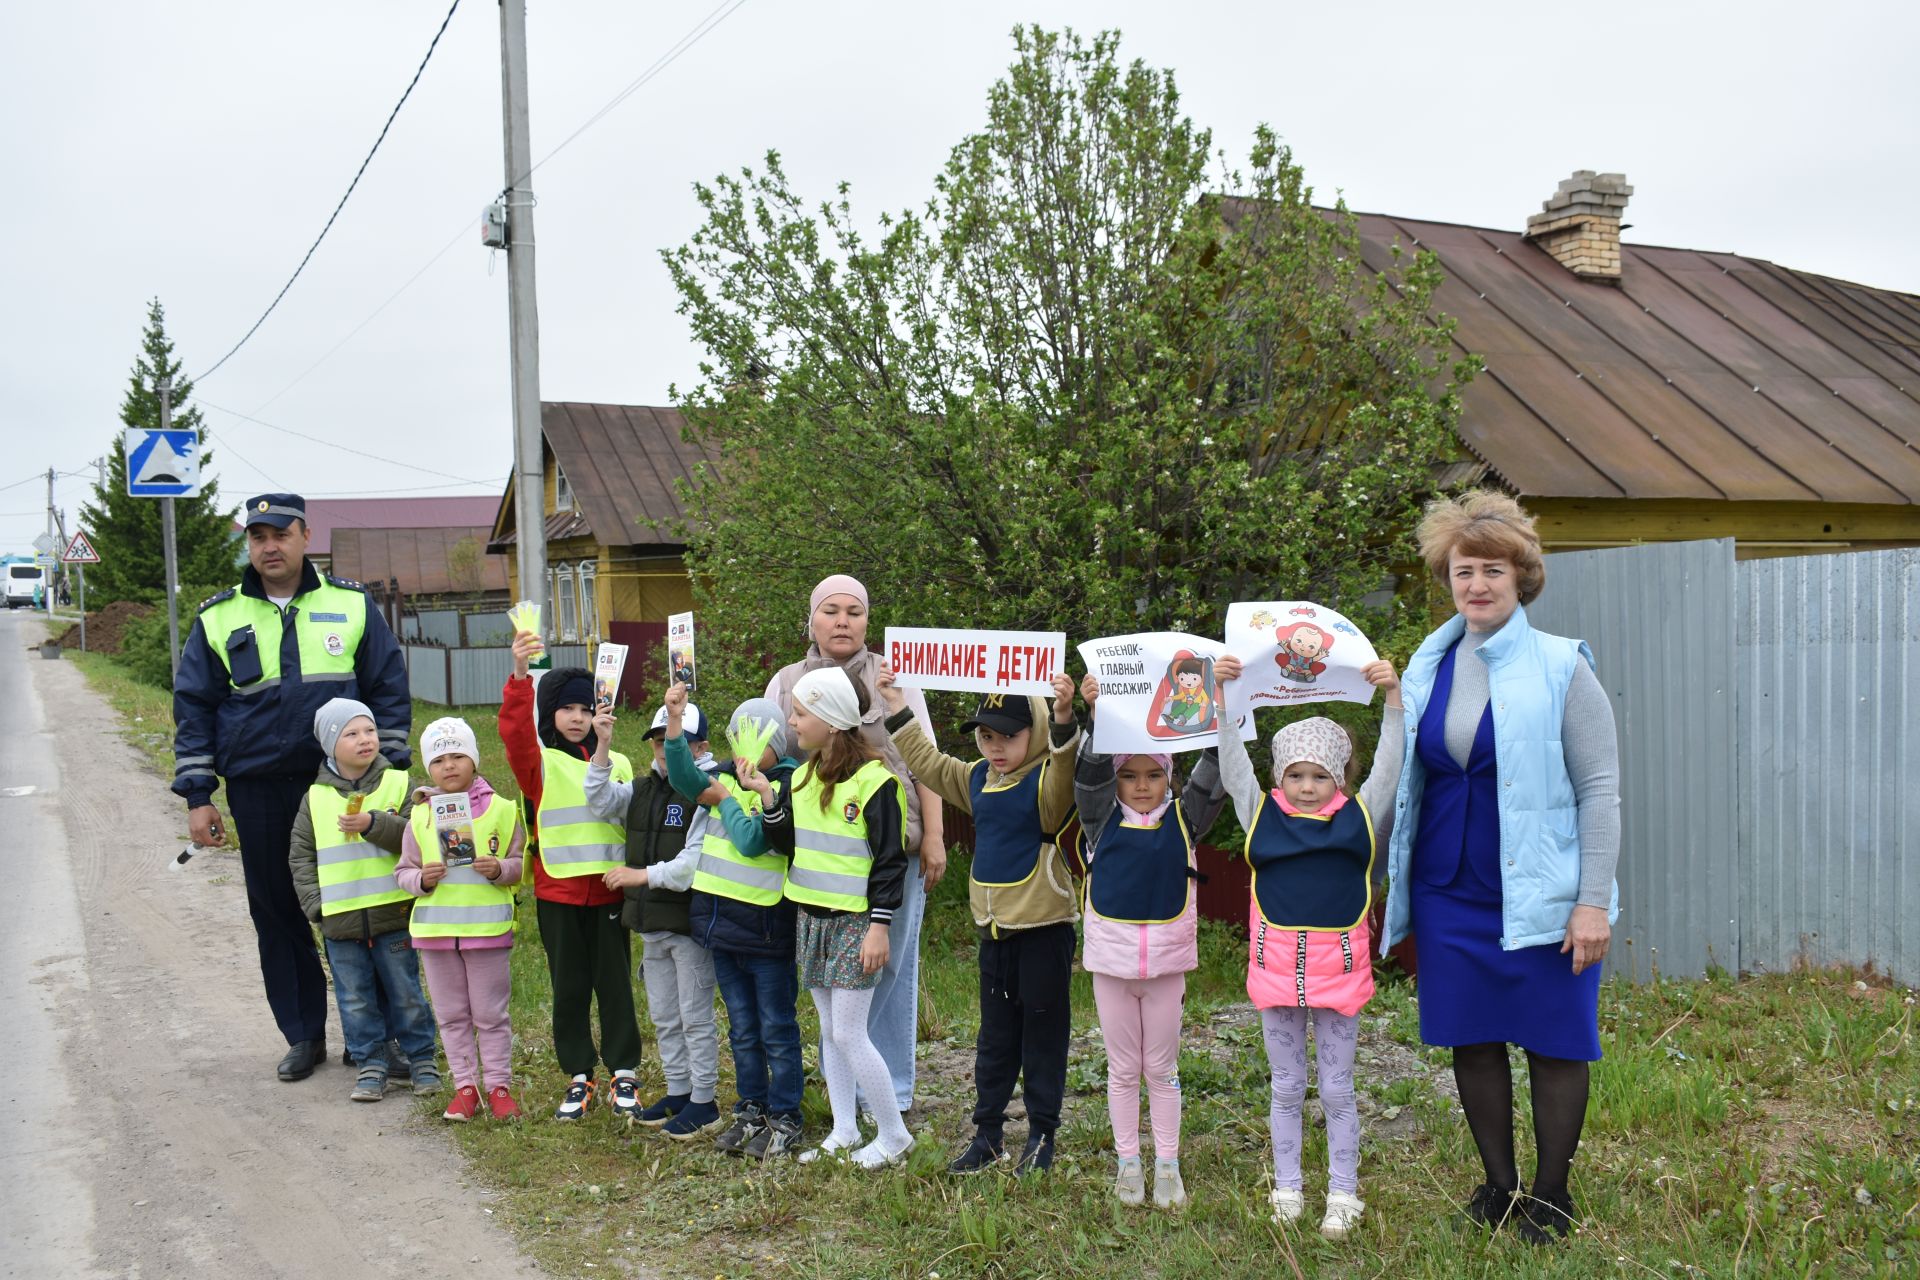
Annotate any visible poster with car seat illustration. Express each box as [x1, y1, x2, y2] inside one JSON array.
[[1221, 602, 1381, 716], [1076, 632, 1258, 755]]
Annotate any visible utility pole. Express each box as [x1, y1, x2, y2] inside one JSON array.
[[499, 0, 547, 643], [158, 377, 182, 679], [45, 467, 55, 617]]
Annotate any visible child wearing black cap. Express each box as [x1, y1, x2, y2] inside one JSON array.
[[585, 695, 726, 1139], [876, 666, 1082, 1175], [500, 633, 647, 1122]]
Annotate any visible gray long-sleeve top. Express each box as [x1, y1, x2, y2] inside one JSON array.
[[1073, 736, 1231, 855], [1442, 629, 1620, 908], [1217, 706, 1406, 868]]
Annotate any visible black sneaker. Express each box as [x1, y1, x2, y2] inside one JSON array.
[[1014, 1131, 1055, 1176], [946, 1132, 1008, 1175], [714, 1102, 766, 1155], [636, 1093, 691, 1128], [1522, 1188, 1578, 1241], [553, 1076, 594, 1122], [745, 1113, 804, 1160], [386, 1041, 411, 1082]]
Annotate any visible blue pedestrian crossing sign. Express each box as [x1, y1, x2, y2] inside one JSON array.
[[125, 428, 202, 498]]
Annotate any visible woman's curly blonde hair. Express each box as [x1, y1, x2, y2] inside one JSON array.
[[1416, 490, 1547, 605]]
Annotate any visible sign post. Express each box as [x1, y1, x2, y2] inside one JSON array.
[[61, 532, 100, 652], [126, 378, 200, 681]]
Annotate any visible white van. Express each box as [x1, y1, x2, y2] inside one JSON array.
[[5, 563, 45, 608]]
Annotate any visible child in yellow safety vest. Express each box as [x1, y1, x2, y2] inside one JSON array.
[[288, 698, 439, 1103], [396, 717, 527, 1123], [746, 667, 914, 1168]]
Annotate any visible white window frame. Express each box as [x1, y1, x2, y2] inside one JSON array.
[[576, 561, 598, 641], [553, 563, 579, 642], [554, 464, 575, 512]]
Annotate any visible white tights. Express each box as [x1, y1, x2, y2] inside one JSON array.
[[811, 985, 910, 1151]]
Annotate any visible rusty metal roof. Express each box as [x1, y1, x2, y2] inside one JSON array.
[[329, 526, 509, 594], [1246, 201, 1920, 504], [489, 403, 714, 551], [234, 495, 503, 555]]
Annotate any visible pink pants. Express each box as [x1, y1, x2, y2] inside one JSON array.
[[1091, 972, 1185, 1159], [419, 947, 514, 1091]]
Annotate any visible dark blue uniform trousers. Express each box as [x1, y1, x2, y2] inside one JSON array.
[[228, 775, 330, 1045]]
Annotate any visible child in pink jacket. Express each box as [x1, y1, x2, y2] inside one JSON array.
[[1212, 654, 1402, 1240], [1073, 675, 1229, 1210], [396, 717, 527, 1123]]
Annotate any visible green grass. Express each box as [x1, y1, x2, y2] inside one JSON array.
[[69, 653, 1920, 1278]]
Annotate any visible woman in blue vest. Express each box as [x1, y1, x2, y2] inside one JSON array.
[[1379, 491, 1620, 1244]]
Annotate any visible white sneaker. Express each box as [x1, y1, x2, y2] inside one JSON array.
[[852, 1132, 914, 1170], [798, 1133, 859, 1166], [1270, 1186, 1306, 1224], [1114, 1157, 1146, 1206], [1152, 1160, 1187, 1209], [1320, 1190, 1366, 1239]]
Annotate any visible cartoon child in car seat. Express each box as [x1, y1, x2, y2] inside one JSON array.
[[1274, 622, 1333, 685], [1163, 656, 1211, 727]]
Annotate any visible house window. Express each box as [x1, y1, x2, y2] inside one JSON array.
[[554, 465, 574, 512], [576, 562, 598, 641], [553, 563, 578, 642]]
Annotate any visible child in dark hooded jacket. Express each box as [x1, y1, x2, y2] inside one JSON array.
[[499, 633, 645, 1122]]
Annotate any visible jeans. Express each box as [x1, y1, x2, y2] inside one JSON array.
[[862, 852, 924, 1110], [711, 947, 802, 1119], [640, 930, 720, 1103], [323, 931, 437, 1070]]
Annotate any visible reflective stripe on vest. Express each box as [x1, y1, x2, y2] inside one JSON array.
[[537, 748, 632, 877], [202, 580, 368, 687], [409, 797, 520, 939], [784, 759, 899, 912], [691, 772, 786, 906], [311, 770, 412, 915]]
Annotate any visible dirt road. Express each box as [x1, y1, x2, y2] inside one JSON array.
[[0, 612, 541, 1279]]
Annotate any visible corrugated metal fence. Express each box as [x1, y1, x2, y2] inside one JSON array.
[[404, 609, 513, 648], [1528, 540, 1919, 984], [406, 644, 589, 706]]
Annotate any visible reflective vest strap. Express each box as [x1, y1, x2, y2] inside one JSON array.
[[692, 774, 785, 905], [310, 774, 411, 915], [409, 798, 519, 939], [536, 749, 631, 878], [785, 760, 895, 911]]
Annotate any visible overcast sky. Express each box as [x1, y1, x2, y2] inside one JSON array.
[[3, 0, 1915, 554]]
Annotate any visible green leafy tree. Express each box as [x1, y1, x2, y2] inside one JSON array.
[[81, 299, 240, 605], [663, 27, 1476, 720]]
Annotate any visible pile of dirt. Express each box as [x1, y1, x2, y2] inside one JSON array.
[[54, 599, 154, 654]]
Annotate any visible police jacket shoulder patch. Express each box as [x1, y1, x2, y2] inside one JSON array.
[[198, 587, 238, 613]]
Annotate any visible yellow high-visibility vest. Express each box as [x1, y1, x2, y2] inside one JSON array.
[[691, 771, 786, 906], [537, 747, 633, 878], [784, 759, 900, 913], [311, 770, 411, 915], [409, 797, 520, 939]]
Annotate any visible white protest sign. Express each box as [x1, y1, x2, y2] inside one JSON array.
[[593, 642, 629, 710], [1077, 632, 1258, 755], [1222, 601, 1380, 712], [667, 611, 697, 690], [883, 627, 1065, 697]]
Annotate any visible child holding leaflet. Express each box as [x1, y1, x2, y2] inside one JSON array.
[[749, 668, 913, 1168], [1073, 674, 1230, 1208], [396, 717, 527, 1122], [500, 634, 646, 1122], [1213, 652, 1403, 1239], [880, 667, 1082, 1176], [288, 698, 440, 1103]]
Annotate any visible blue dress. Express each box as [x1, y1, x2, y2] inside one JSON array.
[[1409, 641, 1602, 1061]]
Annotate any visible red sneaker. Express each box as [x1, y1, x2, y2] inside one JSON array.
[[443, 1085, 481, 1123], [487, 1086, 523, 1121]]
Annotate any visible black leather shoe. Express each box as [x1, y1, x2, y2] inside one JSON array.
[[278, 1039, 326, 1082], [1462, 1183, 1520, 1232], [946, 1132, 1007, 1175], [1014, 1130, 1055, 1176], [1522, 1188, 1577, 1241]]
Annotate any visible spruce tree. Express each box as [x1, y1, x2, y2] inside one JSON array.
[[81, 299, 241, 604]]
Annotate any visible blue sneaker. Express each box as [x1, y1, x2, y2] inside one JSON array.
[[662, 1099, 723, 1141], [636, 1092, 690, 1128]]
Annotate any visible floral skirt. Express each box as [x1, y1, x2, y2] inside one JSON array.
[[796, 909, 880, 991]]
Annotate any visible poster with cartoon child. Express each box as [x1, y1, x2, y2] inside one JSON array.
[[1222, 601, 1381, 712], [1076, 632, 1258, 755]]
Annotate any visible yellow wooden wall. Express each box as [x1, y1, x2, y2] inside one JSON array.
[[1528, 499, 1920, 558]]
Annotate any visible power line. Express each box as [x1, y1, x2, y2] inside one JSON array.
[[198, 399, 496, 486], [194, 0, 465, 384], [506, 0, 751, 194]]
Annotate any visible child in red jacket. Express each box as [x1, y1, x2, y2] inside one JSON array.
[[500, 632, 644, 1122]]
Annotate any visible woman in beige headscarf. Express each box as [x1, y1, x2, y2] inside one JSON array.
[[766, 575, 944, 1114]]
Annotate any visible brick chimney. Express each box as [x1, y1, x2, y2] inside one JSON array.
[[1524, 170, 1632, 281]]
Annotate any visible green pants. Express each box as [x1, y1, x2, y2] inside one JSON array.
[[536, 898, 644, 1077]]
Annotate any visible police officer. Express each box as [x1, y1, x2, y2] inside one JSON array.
[[172, 494, 412, 1081]]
